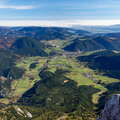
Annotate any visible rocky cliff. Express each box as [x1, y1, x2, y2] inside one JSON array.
[[98, 94, 120, 120]]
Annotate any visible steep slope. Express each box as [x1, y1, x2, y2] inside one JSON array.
[[78, 50, 120, 79], [94, 37, 114, 50], [11, 37, 48, 56], [64, 35, 120, 52], [0, 49, 25, 80], [0, 49, 24, 98], [98, 94, 120, 120], [64, 38, 105, 52]]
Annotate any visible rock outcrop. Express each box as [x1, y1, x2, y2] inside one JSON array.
[[98, 94, 120, 120]]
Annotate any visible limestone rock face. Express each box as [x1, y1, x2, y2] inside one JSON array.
[[98, 94, 120, 120]]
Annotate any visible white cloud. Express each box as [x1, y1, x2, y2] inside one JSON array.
[[0, 5, 35, 10], [0, 20, 120, 27]]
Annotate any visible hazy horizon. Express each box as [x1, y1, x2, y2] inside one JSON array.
[[0, 0, 120, 26], [1, 20, 120, 27]]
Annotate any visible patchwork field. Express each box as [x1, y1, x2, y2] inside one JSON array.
[[0, 52, 118, 106]]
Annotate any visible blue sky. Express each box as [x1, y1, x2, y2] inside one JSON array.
[[0, 0, 120, 26]]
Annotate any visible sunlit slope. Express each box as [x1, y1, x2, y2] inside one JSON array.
[[2, 54, 117, 105]]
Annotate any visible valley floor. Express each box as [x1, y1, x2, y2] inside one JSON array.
[[0, 52, 119, 105], [0, 51, 119, 120]]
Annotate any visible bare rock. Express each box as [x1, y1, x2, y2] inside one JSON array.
[[98, 94, 120, 120]]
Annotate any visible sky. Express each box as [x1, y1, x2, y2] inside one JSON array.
[[0, 0, 120, 26]]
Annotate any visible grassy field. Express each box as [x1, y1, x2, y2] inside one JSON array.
[[12, 57, 47, 97], [0, 53, 119, 105], [45, 56, 119, 104]]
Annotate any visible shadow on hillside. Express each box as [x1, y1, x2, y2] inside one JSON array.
[[17, 69, 100, 114]]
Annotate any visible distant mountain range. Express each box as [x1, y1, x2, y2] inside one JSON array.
[[0, 26, 120, 54], [0, 26, 89, 49], [72, 24, 120, 33]]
